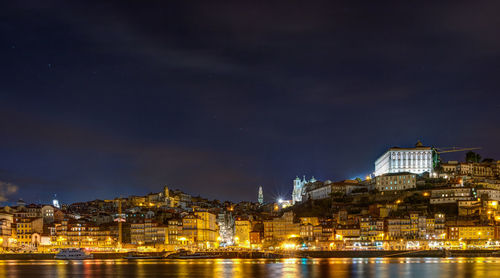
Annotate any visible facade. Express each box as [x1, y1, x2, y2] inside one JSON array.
[[359, 217, 384, 240], [385, 218, 411, 240], [182, 211, 218, 248], [263, 212, 300, 242], [374, 141, 434, 177], [306, 183, 332, 200], [330, 180, 364, 195], [375, 173, 416, 192], [41, 206, 54, 224], [234, 219, 251, 247], [249, 231, 262, 246], [130, 219, 167, 245], [448, 225, 494, 240], [167, 219, 182, 245], [441, 161, 499, 178], [16, 218, 43, 247], [335, 225, 360, 240], [477, 189, 500, 201], [292, 176, 316, 204], [430, 187, 474, 204], [304, 180, 364, 200]]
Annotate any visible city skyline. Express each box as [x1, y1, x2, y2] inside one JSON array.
[[1, 1, 500, 204], [1, 142, 495, 206]]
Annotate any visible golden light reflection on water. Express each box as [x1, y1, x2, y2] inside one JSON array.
[[0, 258, 500, 278]]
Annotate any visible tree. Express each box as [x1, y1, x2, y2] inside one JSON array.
[[465, 151, 481, 163], [482, 158, 495, 163]]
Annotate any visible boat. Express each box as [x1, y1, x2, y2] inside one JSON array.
[[166, 249, 220, 259], [54, 248, 93, 260], [124, 252, 164, 260]]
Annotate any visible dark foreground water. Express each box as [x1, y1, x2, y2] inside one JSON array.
[[1, 258, 500, 277]]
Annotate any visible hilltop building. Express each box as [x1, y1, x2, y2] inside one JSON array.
[[375, 173, 416, 192], [292, 176, 316, 204], [258, 186, 263, 205], [374, 141, 434, 177]]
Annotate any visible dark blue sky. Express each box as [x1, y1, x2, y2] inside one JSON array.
[[1, 1, 499, 204]]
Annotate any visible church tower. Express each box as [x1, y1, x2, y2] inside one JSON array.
[[292, 176, 304, 205], [258, 186, 263, 205]]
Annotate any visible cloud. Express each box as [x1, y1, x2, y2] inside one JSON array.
[[0, 181, 18, 202]]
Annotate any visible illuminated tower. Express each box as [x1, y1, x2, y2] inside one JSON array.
[[52, 194, 60, 209], [258, 186, 263, 205], [292, 176, 305, 204]]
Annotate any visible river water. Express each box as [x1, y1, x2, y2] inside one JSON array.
[[1, 257, 499, 277]]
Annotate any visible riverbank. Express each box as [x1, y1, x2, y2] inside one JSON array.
[[1, 250, 500, 260]]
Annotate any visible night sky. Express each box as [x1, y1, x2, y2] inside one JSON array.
[[1, 1, 499, 204]]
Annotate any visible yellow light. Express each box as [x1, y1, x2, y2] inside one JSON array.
[[395, 200, 401, 204], [492, 201, 498, 206], [423, 192, 429, 197], [177, 237, 187, 241], [288, 234, 298, 238], [282, 243, 296, 250]]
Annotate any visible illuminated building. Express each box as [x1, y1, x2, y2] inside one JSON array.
[[448, 225, 494, 240], [458, 200, 481, 216], [477, 188, 500, 201], [130, 219, 168, 245], [15, 218, 43, 247], [359, 217, 384, 240], [249, 230, 263, 246], [0, 213, 13, 249], [299, 217, 319, 226], [375, 173, 416, 191], [234, 219, 251, 247], [66, 225, 114, 247], [374, 141, 434, 177], [292, 176, 316, 204], [385, 218, 411, 240], [334, 224, 360, 240], [182, 211, 218, 248], [441, 161, 499, 177], [167, 219, 182, 245], [263, 211, 299, 242], [299, 223, 314, 241], [430, 187, 474, 204]]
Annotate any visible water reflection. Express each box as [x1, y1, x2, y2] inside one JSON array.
[[0, 258, 499, 277]]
